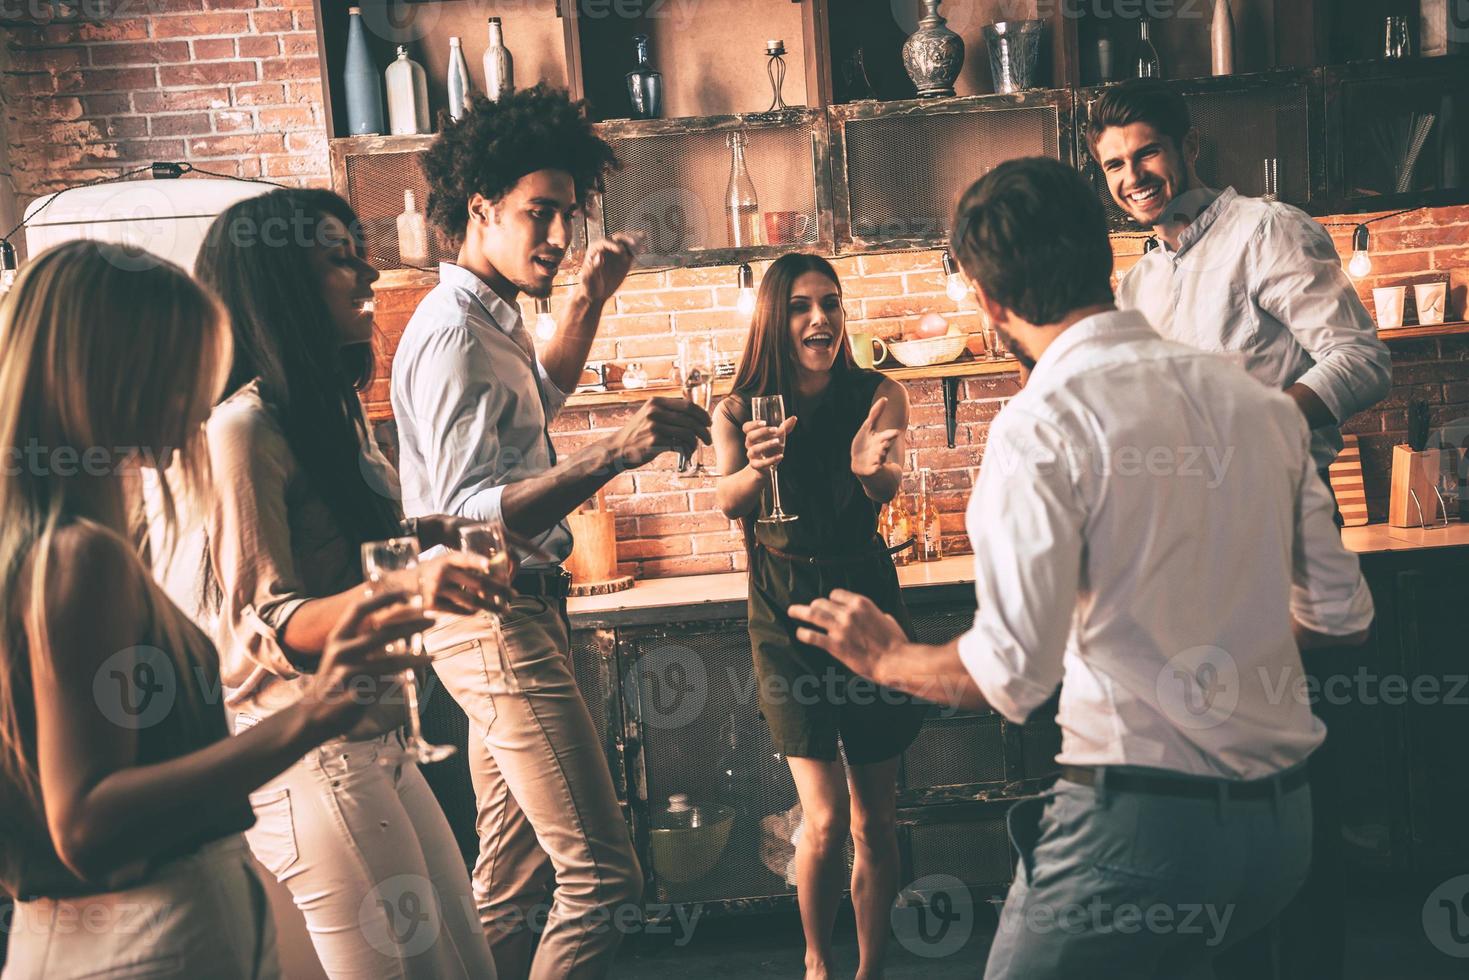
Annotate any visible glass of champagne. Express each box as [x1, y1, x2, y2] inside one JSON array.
[[750, 394, 798, 524], [458, 519, 515, 666], [678, 337, 715, 478], [360, 536, 457, 765]]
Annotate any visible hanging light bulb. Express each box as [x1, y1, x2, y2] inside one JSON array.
[[942, 250, 968, 302], [0, 239, 16, 296], [735, 263, 757, 317], [534, 296, 556, 341], [1347, 224, 1372, 279]]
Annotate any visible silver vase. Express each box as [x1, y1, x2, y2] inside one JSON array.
[[902, 0, 965, 99], [984, 19, 1046, 94]]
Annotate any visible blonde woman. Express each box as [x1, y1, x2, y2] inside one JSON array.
[[0, 241, 435, 978]]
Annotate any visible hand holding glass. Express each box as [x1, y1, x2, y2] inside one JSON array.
[[751, 395, 798, 524], [458, 520, 516, 671], [360, 536, 456, 765]]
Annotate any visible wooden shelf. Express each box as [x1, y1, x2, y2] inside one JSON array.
[[563, 355, 1019, 409], [1378, 321, 1469, 342]]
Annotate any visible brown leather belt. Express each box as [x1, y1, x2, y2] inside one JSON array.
[[1059, 764, 1310, 801], [759, 538, 914, 567]]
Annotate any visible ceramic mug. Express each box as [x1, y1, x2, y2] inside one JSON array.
[[1414, 282, 1448, 326], [849, 331, 889, 369], [763, 211, 811, 245], [1373, 286, 1406, 329]]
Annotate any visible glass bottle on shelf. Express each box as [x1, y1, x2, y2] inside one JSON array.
[[626, 33, 663, 119], [397, 189, 429, 267], [343, 6, 383, 136], [483, 16, 514, 101], [1136, 20, 1162, 79], [385, 46, 430, 136], [446, 36, 473, 121], [917, 467, 943, 562], [882, 458, 915, 566], [726, 131, 761, 249]]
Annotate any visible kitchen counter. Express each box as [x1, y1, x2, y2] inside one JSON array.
[[569, 524, 1469, 627]]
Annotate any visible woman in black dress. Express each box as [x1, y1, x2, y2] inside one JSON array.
[[714, 253, 927, 980]]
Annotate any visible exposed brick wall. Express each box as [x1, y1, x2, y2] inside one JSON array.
[[1, 0, 327, 207], [366, 204, 1469, 579]]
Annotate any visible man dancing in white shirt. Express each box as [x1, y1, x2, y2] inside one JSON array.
[[789, 157, 1375, 978]]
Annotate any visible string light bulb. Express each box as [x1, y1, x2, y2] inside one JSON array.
[[735, 263, 757, 317], [0, 240, 16, 295], [942, 250, 968, 302], [1347, 224, 1372, 279], [534, 296, 556, 341]]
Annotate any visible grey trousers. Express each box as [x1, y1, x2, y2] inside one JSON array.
[[984, 769, 1313, 979], [425, 597, 643, 980]]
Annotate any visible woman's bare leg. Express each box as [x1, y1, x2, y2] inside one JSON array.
[[787, 756, 852, 980], [848, 756, 902, 980]]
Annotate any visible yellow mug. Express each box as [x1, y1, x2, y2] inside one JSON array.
[[849, 332, 889, 369]]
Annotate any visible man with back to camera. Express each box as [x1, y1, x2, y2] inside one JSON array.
[[1091, 80, 1392, 979], [787, 157, 1376, 978], [392, 86, 711, 979]]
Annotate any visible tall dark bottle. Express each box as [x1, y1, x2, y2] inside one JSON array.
[[343, 6, 384, 136]]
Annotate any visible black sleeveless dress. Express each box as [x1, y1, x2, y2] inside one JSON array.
[[741, 368, 927, 765]]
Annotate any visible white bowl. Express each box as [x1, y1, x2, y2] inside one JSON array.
[[887, 334, 968, 367]]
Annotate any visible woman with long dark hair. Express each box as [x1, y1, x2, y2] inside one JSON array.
[[183, 189, 502, 978], [0, 240, 431, 978], [714, 253, 927, 980]]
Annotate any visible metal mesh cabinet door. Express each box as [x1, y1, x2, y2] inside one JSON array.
[[902, 802, 1017, 893], [1077, 71, 1320, 230], [619, 620, 804, 906], [590, 111, 830, 271], [830, 91, 1070, 251], [330, 136, 588, 272]]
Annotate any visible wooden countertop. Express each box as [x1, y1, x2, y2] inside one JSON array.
[[569, 525, 1469, 624]]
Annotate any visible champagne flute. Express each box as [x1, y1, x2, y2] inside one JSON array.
[[458, 519, 516, 669], [751, 394, 798, 524], [678, 337, 715, 478], [360, 536, 457, 765]]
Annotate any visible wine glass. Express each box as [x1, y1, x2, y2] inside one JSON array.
[[750, 395, 798, 525], [457, 520, 516, 667], [678, 337, 716, 478], [360, 536, 457, 765]]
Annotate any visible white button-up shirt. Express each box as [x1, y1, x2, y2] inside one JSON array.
[[1117, 187, 1392, 471], [391, 263, 573, 567], [958, 310, 1375, 780]]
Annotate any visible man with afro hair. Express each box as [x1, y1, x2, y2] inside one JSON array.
[[393, 85, 711, 979]]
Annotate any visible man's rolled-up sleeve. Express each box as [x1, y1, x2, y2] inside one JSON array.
[[1291, 440, 1375, 636], [1253, 210, 1392, 424], [957, 412, 1085, 723]]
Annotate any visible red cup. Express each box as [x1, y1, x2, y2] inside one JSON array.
[[763, 211, 811, 245]]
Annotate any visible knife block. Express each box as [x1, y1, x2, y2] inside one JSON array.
[[1388, 445, 1445, 527]]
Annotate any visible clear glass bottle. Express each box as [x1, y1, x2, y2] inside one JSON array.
[[726, 130, 761, 249], [397, 189, 429, 267], [483, 16, 514, 101], [1136, 20, 1162, 79], [917, 467, 943, 562]]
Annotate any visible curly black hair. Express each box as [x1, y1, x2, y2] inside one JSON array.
[[421, 84, 620, 240]]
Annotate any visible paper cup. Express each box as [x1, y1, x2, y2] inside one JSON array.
[[1374, 286, 1406, 329]]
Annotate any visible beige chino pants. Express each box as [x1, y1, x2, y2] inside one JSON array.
[[425, 596, 643, 980]]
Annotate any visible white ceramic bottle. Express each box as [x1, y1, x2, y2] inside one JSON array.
[[385, 45, 429, 136], [483, 17, 513, 100], [1211, 0, 1235, 76], [447, 36, 473, 121], [397, 189, 429, 267]]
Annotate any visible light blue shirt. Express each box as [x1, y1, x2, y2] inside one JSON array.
[[1118, 187, 1392, 470], [391, 263, 573, 567]]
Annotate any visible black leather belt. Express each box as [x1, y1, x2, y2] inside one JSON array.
[[1059, 764, 1310, 801], [760, 538, 914, 567], [512, 568, 572, 599]]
